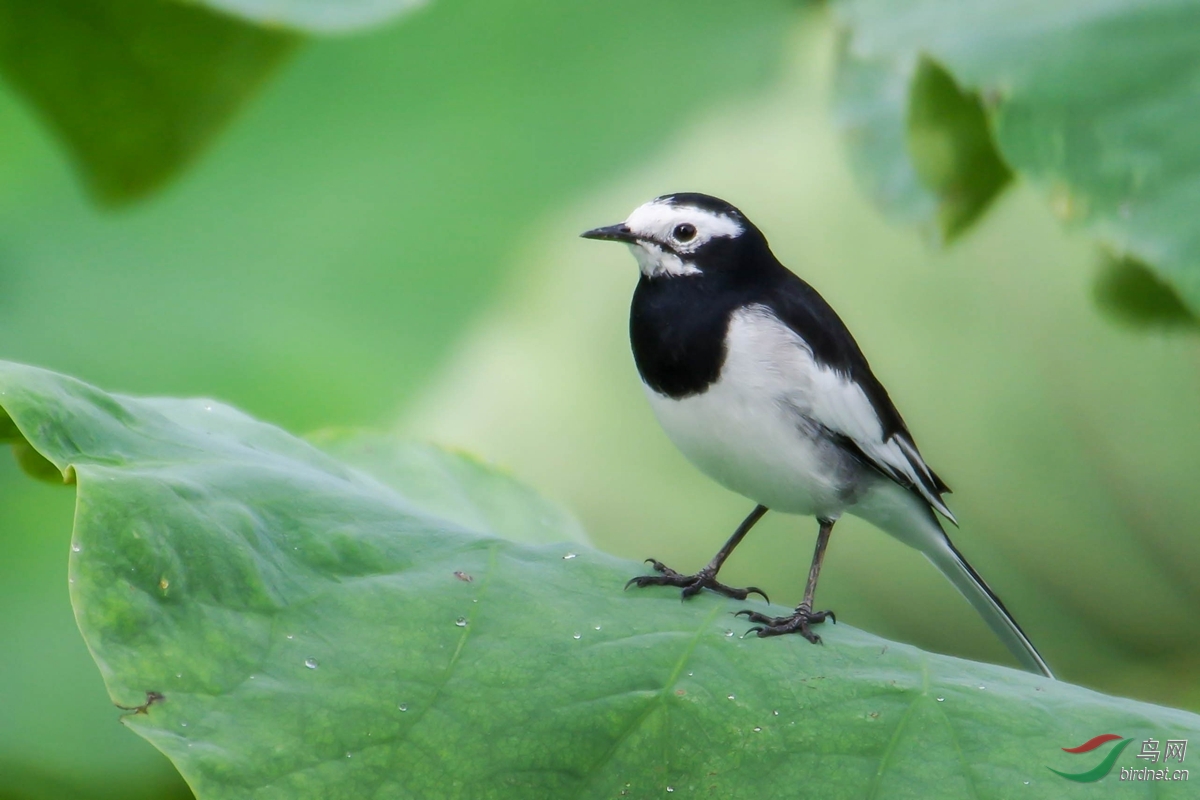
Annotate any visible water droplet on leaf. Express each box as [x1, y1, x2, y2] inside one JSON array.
[[71, 544, 81, 553], [399, 703, 408, 712], [936, 696, 944, 702], [455, 617, 468, 627], [304, 658, 318, 669], [562, 552, 577, 560], [572, 632, 581, 640]]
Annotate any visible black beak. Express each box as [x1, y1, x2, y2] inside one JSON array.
[[580, 223, 637, 244]]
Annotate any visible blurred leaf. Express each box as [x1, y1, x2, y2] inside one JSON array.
[[834, 0, 1200, 314], [1094, 254, 1198, 330], [0, 406, 61, 483], [311, 430, 590, 546], [0, 459, 193, 800], [0, 3, 795, 792], [3, 362, 1200, 798], [0, 406, 18, 441], [907, 58, 1011, 241], [0, 0, 794, 430], [835, 49, 1010, 242], [10, 440, 67, 484], [0, 759, 193, 800], [187, 0, 426, 33], [0, 0, 297, 204], [832, 40, 939, 228]]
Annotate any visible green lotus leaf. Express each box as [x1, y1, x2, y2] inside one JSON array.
[[0, 0, 296, 204], [1, 360, 1196, 798], [834, 0, 1200, 316]]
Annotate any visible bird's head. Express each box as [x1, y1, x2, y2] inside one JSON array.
[[581, 193, 767, 279]]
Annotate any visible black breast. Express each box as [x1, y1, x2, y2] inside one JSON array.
[[629, 275, 742, 399]]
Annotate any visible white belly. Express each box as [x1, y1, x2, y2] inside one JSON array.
[[645, 380, 853, 517], [641, 306, 871, 520]]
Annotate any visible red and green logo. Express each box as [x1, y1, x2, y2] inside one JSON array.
[[1049, 734, 1134, 782]]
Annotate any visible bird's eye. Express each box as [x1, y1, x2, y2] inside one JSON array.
[[672, 223, 697, 242]]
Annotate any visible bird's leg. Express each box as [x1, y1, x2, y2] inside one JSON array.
[[626, 505, 770, 602], [736, 517, 837, 643]]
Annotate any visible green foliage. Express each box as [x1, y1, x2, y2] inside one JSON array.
[[835, 52, 1010, 242], [834, 0, 1200, 317], [1094, 255, 1200, 330], [0, 407, 62, 482], [188, 0, 426, 33], [311, 430, 590, 546], [3, 3, 1198, 797], [0, 4, 794, 796], [0, 0, 296, 204], [3, 361, 1199, 799], [0, 0, 791, 431], [832, 38, 938, 229], [906, 59, 1011, 241], [0, 0, 429, 205]]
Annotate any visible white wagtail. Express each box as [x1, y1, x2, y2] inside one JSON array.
[[582, 193, 1052, 678]]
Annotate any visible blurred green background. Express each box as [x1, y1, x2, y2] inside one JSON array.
[[2, 1, 1198, 798]]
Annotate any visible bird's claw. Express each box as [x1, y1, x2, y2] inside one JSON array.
[[735, 604, 834, 643], [624, 574, 664, 590], [624, 559, 769, 602]]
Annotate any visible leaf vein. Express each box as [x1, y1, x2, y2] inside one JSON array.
[[867, 654, 930, 799], [571, 602, 725, 799]]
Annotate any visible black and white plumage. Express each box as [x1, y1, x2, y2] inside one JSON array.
[[582, 192, 1052, 678]]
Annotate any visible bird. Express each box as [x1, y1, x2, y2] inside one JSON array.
[[581, 192, 1053, 678]]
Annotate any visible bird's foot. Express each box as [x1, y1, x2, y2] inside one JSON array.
[[625, 559, 768, 602], [735, 604, 835, 643]]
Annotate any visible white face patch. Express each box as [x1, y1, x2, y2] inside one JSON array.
[[622, 198, 744, 278], [627, 241, 699, 278]]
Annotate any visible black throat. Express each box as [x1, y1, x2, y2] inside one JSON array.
[[629, 240, 784, 399], [629, 242, 898, 426], [630, 273, 735, 398]]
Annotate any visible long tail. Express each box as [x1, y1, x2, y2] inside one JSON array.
[[923, 531, 1054, 678], [852, 484, 1054, 678]]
